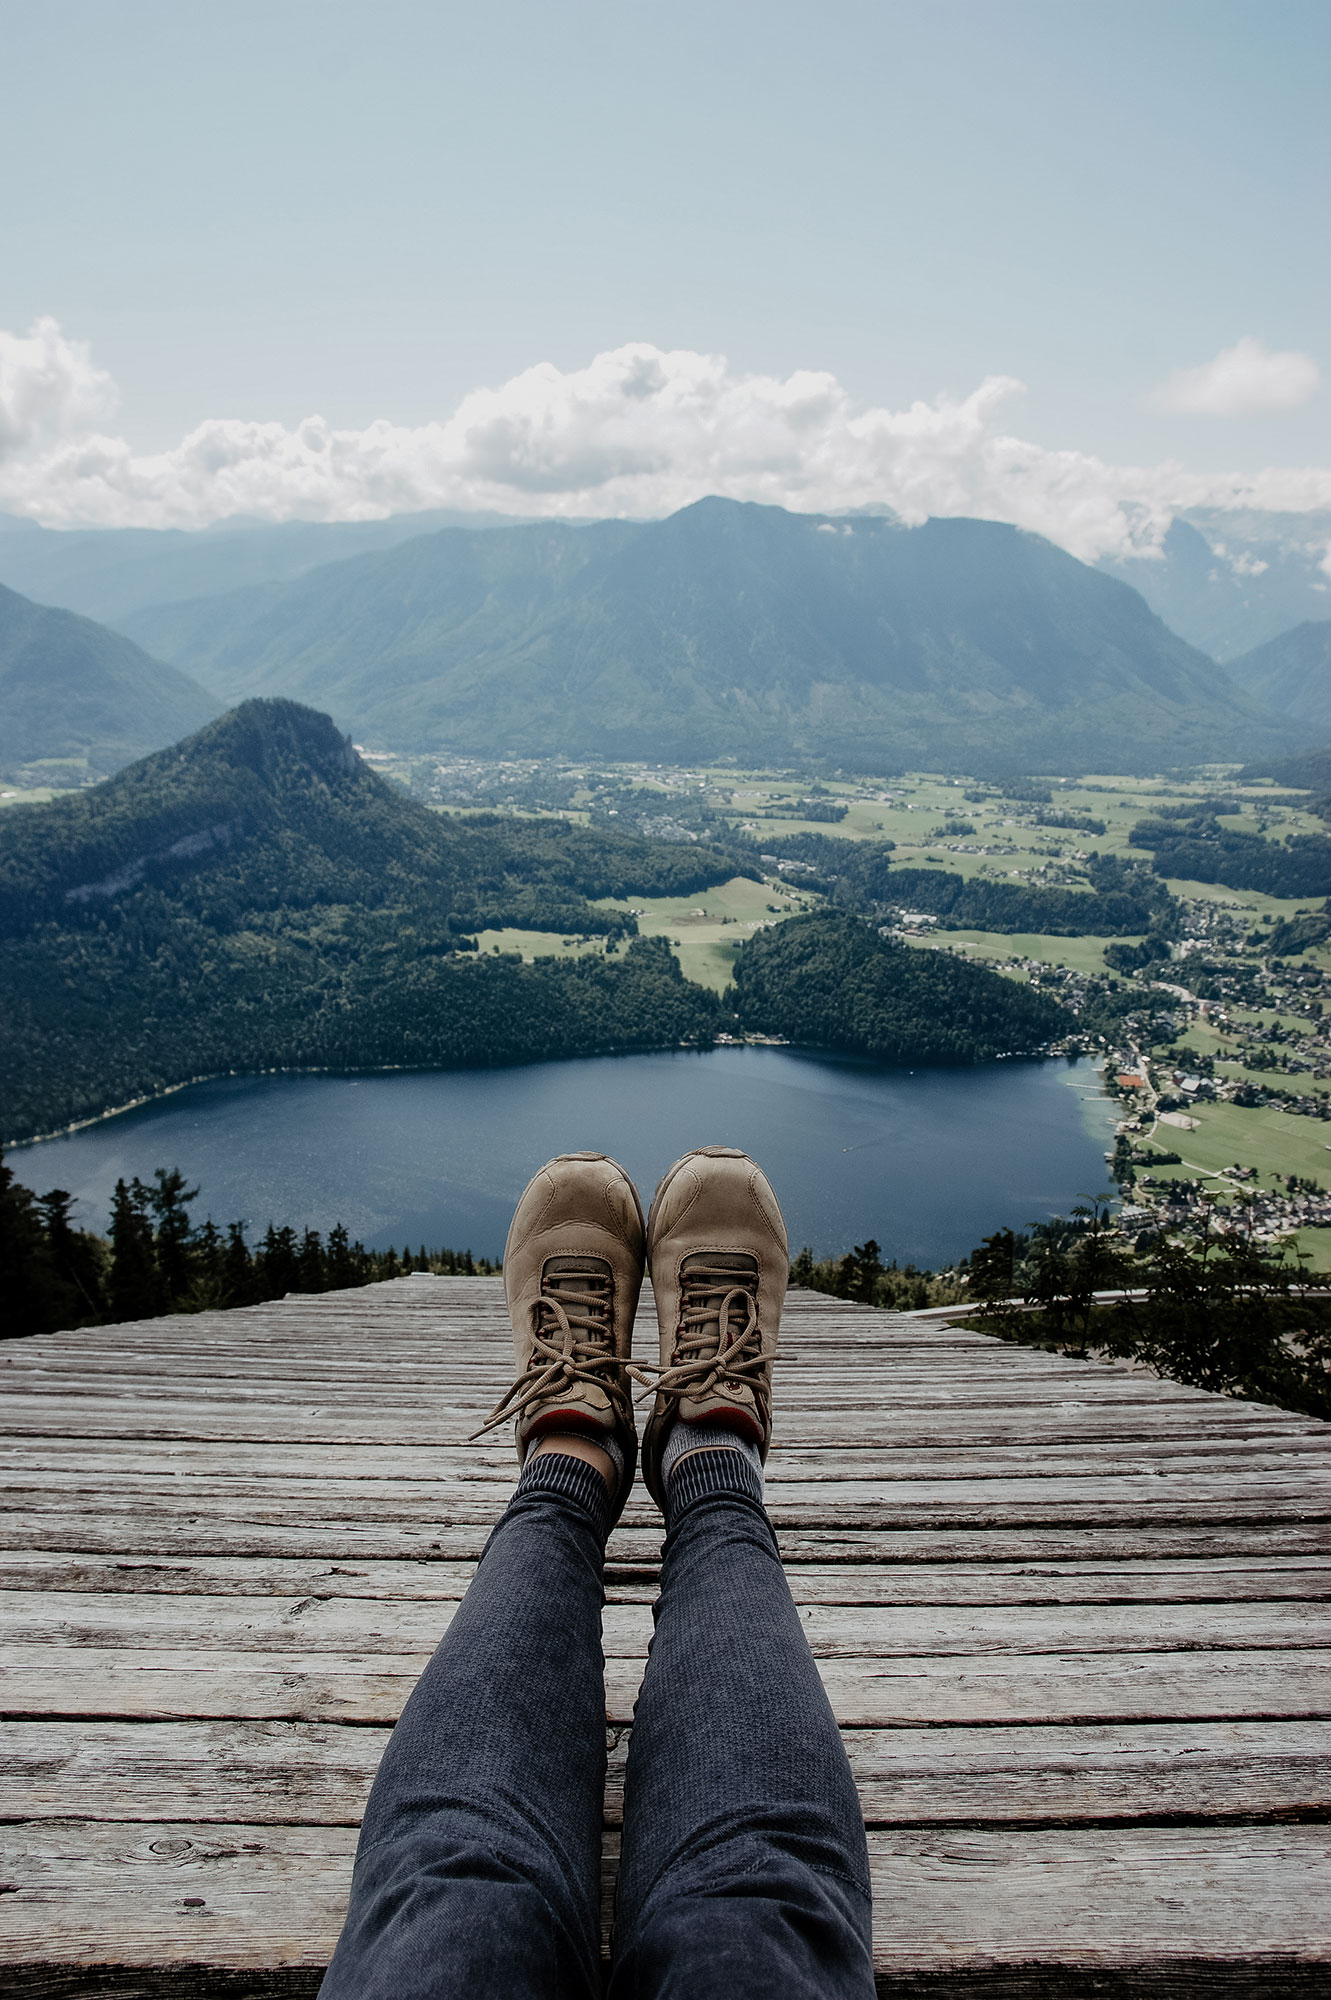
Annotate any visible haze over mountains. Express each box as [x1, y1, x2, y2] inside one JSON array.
[[114, 498, 1291, 774], [1, 497, 1322, 783], [0, 508, 527, 626], [1103, 512, 1331, 663], [5, 499, 1326, 661], [1231, 620, 1331, 737]]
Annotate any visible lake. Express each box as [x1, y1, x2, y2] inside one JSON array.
[[8, 1048, 1119, 1269]]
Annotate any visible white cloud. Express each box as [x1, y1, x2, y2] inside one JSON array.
[[0, 317, 118, 459], [2, 320, 1331, 565], [1151, 336, 1321, 418]]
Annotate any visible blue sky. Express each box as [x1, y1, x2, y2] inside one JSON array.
[[1, 0, 1327, 539]]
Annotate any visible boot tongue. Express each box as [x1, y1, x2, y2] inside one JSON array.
[[543, 1254, 612, 1297]]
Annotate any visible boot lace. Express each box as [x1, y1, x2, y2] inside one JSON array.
[[633, 1261, 768, 1409], [471, 1266, 629, 1441]]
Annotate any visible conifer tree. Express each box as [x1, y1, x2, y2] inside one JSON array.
[[108, 1178, 164, 1322]]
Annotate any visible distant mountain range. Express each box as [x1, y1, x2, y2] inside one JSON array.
[[0, 507, 529, 625], [115, 498, 1293, 774], [0, 583, 218, 783], [1229, 620, 1331, 737], [1103, 513, 1331, 662]]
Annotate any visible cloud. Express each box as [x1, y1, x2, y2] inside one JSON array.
[[0, 317, 118, 459], [1151, 337, 1321, 418], [2, 320, 1331, 565]]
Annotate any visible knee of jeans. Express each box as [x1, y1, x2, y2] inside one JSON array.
[[615, 1840, 874, 2000], [326, 1833, 596, 2000]]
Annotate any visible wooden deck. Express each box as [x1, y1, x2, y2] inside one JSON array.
[[2, 1273, 1330, 1993]]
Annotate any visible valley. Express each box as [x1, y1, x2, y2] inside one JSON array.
[[362, 748, 1331, 1263]]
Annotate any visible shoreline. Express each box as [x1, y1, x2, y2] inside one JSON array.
[[6, 1036, 1084, 1152]]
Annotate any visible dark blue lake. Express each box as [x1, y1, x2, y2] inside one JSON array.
[[9, 1048, 1117, 1268]]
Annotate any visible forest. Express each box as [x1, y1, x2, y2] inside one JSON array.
[[0, 1152, 498, 1339], [0, 701, 738, 1138], [1128, 809, 1331, 898], [730, 910, 1070, 1061]]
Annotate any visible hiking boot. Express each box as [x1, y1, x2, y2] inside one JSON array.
[[640, 1146, 788, 1508], [475, 1153, 645, 1511]]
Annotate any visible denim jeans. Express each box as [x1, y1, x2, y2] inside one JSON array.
[[320, 1448, 874, 2000]]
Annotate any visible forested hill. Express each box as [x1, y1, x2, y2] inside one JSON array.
[[730, 912, 1070, 1061], [0, 700, 745, 1138], [0, 581, 218, 782], [117, 498, 1291, 773], [0, 699, 749, 935]]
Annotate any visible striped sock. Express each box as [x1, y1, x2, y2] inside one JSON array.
[[661, 1419, 763, 1494]]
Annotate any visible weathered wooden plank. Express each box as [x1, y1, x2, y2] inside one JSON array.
[[4, 1591, 1330, 1658], [5, 1718, 1329, 1830], [5, 1402, 1321, 1454], [7, 1468, 1327, 1523], [862, 1825, 1331, 1974], [2, 1510, 1325, 1566], [3, 1820, 1329, 1979], [5, 1650, 1329, 1727], [6, 1435, 1329, 1479], [5, 1551, 1328, 1606]]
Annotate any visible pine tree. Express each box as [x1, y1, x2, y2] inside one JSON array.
[[1, 1155, 55, 1338], [149, 1168, 200, 1306], [189, 1219, 227, 1306], [37, 1189, 105, 1328], [326, 1223, 356, 1290], [223, 1222, 255, 1306], [297, 1228, 326, 1292], [108, 1178, 164, 1322], [257, 1224, 300, 1300]]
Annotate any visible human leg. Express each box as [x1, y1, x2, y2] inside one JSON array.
[[612, 1150, 875, 2000], [320, 1450, 614, 2000], [321, 1152, 647, 2000]]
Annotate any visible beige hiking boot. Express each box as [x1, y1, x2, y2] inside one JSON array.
[[475, 1154, 645, 1508], [640, 1146, 788, 1508]]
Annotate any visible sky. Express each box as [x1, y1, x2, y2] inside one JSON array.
[[1, 0, 1328, 556]]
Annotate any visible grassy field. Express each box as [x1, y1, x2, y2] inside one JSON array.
[[474, 872, 806, 992], [0, 785, 65, 807], [905, 930, 1136, 977], [1146, 1097, 1331, 1186]]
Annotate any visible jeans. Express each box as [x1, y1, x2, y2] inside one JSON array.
[[320, 1448, 874, 2000]]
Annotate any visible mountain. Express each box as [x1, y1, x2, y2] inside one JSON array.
[[1228, 620, 1331, 736], [0, 583, 219, 783], [117, 498, 1290, 773], [0, 699, 744, 1139], [0, 508, 531, 625], [1103, 514, 1331, 662]]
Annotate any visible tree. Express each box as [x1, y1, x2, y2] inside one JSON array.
[[223, 1222, 255, 1307], [326, 1223, 358, 1290], [1, 1157, 56, 1337], [257, 1224, 300, 1299], [37, 1188, 105, 1329], [297, 1229, 326, 1293], [149, 1168, 200, 1304], [108, 1178, 164, 1322]]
